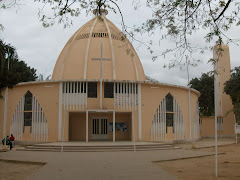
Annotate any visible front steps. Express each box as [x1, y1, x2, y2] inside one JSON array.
[[17, 143, 180, 152]]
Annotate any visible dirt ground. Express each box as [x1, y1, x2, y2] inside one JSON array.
[[156, 144, 240, 180], [0, 161, 44, 180]]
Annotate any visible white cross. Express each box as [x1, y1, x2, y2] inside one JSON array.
[[92, 43, 111, 109]]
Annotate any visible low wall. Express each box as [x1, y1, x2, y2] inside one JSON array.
[[200, 116, 234, 137]]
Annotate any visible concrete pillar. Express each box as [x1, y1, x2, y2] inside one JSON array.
[[86, 111, 88, 142], [113, 111, 115, 142], [58, 82, 63, 141], [138, 83, 142, 141]]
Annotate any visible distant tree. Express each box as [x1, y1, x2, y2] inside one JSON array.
[[37, 74, 51, 81], [190, 73, 214, 116], [0, 39, 38, 98], [224, 66, 240, 123]]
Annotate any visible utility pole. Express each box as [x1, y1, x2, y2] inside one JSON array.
[[186, 56, 192, 140]]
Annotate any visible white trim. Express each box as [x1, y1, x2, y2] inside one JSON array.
[[14, 80, 200, 96], [123, 83, 126, 111], [87, 109, 114, 112], [58, 82, 63, 141], [86, 111, 88, 142], [86, 82, 88, 109], [73, 82, 75, 110], [127, 44, 139, 81], [113, 111, 115, 142], [132, 112, 136, 151], [84, 18, 98, 79], [70, 82, 72, 110], [60, 22, 87, 80], [80, 82, 82, 110], [103, 17, 116, 80], [138, 83, 142, 141]]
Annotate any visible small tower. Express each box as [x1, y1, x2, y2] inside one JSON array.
[[93, 9, 108, 17], [213, 44, 234, 135]]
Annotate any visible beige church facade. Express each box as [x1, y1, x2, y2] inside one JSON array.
[[0, 11, 235, 143]]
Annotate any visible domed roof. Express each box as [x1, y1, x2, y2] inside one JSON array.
[[52, 15, 146, 81]]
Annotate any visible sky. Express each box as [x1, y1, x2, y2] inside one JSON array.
[[0, 1, 239, 86]]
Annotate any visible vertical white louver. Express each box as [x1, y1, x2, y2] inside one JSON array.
[[62, 81, 87, 110], [10, 97, 24, 140], [10, 92, 48, 141], [114, 82, 138, 111], [173, 99, 185, 140], [31, 96, 48, 141], [151, 94, 185, 141]]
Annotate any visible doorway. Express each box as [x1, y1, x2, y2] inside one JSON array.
[[91, 118, 108, 140]]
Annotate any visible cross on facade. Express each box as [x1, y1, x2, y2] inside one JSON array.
[[91, 43, 111, 109]]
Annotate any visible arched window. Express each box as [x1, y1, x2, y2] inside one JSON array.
[[166, 93, 174, 132], [24, 91, 33, 126]]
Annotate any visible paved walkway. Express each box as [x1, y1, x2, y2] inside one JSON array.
[[0, 138, 235, 180], [0, 148, 212, 180]]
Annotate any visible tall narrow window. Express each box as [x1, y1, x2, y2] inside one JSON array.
[[24, 91, 32, 126], [88, 82, 97, 98], [166, 93, 174, 132], [104, 82, 114, 98], [166, 93, 173, 112]]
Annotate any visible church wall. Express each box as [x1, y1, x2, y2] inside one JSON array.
[[141, 83, 199, 141], [69, 112, 86, 141], [113, 113, 131, 141], [200, 117, 224, 137], [1, 82, 59, 142], [200, 115, 234, 137]]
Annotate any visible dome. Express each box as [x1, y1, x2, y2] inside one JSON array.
[[52, 15, 146, 81]]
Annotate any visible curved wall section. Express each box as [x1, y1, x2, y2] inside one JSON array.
[[10, 91, 48, 142]]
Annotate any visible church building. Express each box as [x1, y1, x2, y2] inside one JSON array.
[[0, 10, 234, 143]]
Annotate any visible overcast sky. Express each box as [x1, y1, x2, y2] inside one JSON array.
[[0, 1, 239, 86]]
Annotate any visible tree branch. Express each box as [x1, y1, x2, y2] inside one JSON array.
[[214, 0, 232, 22]]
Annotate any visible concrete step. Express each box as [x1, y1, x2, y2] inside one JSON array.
[[18, 143, 179, 152], [28, 144, 173, 149], [18, 146, 180, 152]]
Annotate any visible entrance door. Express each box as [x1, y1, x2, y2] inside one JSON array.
[[91, 118, 108, 140]]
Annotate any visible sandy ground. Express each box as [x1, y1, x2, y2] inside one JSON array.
[[0, 161, 43, 180], [156, 144, 240, 180]]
